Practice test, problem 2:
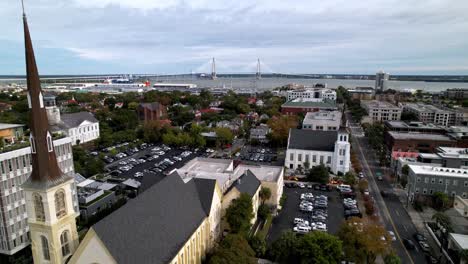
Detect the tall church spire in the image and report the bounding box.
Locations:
[22,4,69,187]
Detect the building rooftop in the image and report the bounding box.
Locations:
[418,153,442,160]
[386,121,445,130]
[303,110,342,122]
[404,102,451,113]
[92,173,215,264]
[175,158,283,192]
[288,128,338,152]
[230,170,261,196]
[0,123,24,130]
[437,147,468,159]
[282,98,337,108]
[361,100,400,109]
[449,233,468,250]
[235,164,283,182]
[388,131,454,141]
[409,165,468,178]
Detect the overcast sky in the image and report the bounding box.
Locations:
[1,0,468,75]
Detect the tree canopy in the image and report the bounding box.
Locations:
[268,231,342,264]
[226,193,254,234]
[307,164,330,184]
[207,234,256,264]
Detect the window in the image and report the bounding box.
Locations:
[327,156,331,164]
[298,154,302,162]
[340,160,344,165]
[41,236,50,260]
[55,189,67,219]
[439,179,443,184]
[417,177,421,183]
[431,178,435,184]
[46,132,53,152]
[424,177,429,183]
[423,188,427,194]
[453,180,458,186]
[30,134,36,153]
[312,155,316,163]
[33,193,45,222]
[60,231,70,257]
[305,154,309,163]
[289,153,294,161]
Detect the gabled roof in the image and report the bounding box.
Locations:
[92,174,214,264]
[288,129,337,152]
[61,112,98,128]
[194,178,217,215]
[231,170,261,196]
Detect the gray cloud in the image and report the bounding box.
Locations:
[2,0,468,74]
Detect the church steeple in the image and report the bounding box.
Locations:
[21,4,79,264]
[22,5,70,187]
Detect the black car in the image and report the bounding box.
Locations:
[403,238,415,250]
[320,184,332,192]
[413,232,427,242]
[425,254,438,264]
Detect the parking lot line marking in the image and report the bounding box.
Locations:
[355,137,415,264]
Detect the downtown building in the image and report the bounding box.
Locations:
[375,71,389,92]
[403,102,464,127]
[302,110,343,131]
[0,137,76,255]
[286,88,337,101]
[285,128,351,174]
[360,100,402,123]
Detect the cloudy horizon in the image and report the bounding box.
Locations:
[1,0,468,75]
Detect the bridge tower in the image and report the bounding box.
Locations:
[211,57,217,80]
[256,58,261,80]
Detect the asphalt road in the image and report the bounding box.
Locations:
[348,112,428,264]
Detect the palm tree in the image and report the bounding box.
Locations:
[259,187,272,205]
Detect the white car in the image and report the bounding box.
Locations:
[293,226,311,234]
[134,172,143,178]
[294,218,309,226]
[298,183,306,188]
[388,231,396,241]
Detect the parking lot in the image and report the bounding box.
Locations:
[267,183,346,243]
[237,146,284,166]
[101,144,204,192]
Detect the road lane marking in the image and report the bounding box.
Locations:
[404,225,408,232]
[354,137,415,264]
[396,210,400,216]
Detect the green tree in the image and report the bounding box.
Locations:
[267,115,298,147]
[128,101,139,110]
[226,193,254,234]
[208,234,256,264]
[432,211,452,232]
[307,164,329,184]
[257,204,270,221]
[268,231,342,264]
[303,161,310,170]
[249,236,267,257]
[259,187,272,204]
[384,253,402,264]
[343,172,357,185]
[433,192,449,211]
[459,249,468,264]
[215,127,234,147]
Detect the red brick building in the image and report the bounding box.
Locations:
[137,102,168,123]
[385,131,457,153]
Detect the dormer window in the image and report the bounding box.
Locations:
[30,133,36,153]
[46,132,53,152]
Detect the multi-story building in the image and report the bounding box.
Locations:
[0,136,76,256]
[407,165,468,200]
[385,131,457,153]
[0,124,25,144]
[281,98,338,115]
[403,103,463,127]
[375,71,389,91]
[302,110,342,131]
[285,128,351,174]
[385,121,446,134]
[250,124,271,143]
[361,100,402,123]
[46,95,100,145]
[286,89,336,101]
[347,87,375,100]
[442,88,468,100]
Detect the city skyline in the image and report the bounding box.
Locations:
[1,0,468,75]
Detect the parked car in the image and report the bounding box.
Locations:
[293,225,311,234]
[134,172,143,178]
[418,241,431,253]
[403,238,415,250]
[413,232,427,242]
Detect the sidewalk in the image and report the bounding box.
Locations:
[393,187,435,232]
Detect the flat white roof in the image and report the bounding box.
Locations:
[450,233,468,250]
[361,100,400,109]
[409,164,468,178]
[234,164,283,182]
[77,179,95,188]
[388,131,453,141]
[303,111,342,122]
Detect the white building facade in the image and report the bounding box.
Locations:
[361,100,402,123]
[0,137,77,255]
[286,89,337,101]
[285,129,351,174]
[302,111,342,131]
